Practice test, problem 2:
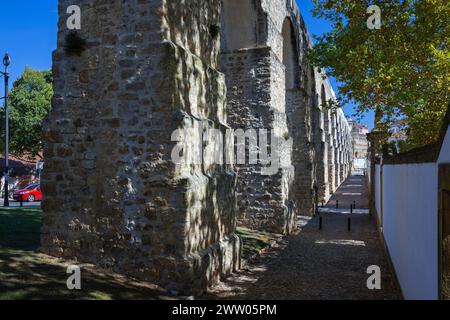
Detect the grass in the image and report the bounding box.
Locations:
[236,227,281,261]
[0,208,172,300]
[0,208,42,250]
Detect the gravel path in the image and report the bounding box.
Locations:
[203,176,401,300]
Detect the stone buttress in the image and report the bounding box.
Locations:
[41,0,241,295]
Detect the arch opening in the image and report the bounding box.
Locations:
[282,17,316,215]
[282,18,300,89]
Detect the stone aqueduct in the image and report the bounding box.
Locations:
[41,0,353,295]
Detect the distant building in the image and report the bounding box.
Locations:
[348,120,369,158]
[348,119,369,174]
[388,120,408,151]
[382,119,409,154]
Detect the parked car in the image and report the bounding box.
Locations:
[13,183,42,202]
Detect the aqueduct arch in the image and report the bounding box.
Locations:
[41,0,354,295]
[220,1,298,234]
[315,83,329,202]
[281,16,317,217]
[282,18,300,90]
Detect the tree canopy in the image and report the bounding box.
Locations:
[1,67,53,159]
[309,0,450,149]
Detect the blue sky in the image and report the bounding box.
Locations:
[0,0,373,128]
[0,1,57,88]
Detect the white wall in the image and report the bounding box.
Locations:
[382,163,438,300]
[438,124,450,163]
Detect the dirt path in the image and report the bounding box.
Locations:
[203,176,401,300]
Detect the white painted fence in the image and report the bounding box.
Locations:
[374,121,449,300]
[381,163,438,299]
[375,164,381,223]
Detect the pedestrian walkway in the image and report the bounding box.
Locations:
[325,175,369,209]
[203,176,401,300]
[319,175,369,215]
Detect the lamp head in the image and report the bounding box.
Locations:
[3,53,11,67]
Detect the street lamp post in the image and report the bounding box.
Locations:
[1,53,11,207]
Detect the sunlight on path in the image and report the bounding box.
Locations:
[203,176,401,300]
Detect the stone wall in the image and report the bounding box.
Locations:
[220,0,298,233]
[42,0,354,295]
[220,47,295,234]
[41,0,241,296]
[219,0,327,227]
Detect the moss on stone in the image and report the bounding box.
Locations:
[209,25,221,40]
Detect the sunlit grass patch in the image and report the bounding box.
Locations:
[236,227,281,261]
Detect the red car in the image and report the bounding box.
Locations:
[13,183,42,202]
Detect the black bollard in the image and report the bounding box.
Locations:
[350,204,353,214]
[348,217,351,231]
[336,200,339,209]
[321,200,324,208]
[319,217,323,230]
[20,198,23,207]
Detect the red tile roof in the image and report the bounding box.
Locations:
[0,154,39,168]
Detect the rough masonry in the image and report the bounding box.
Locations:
[41,0,353,295]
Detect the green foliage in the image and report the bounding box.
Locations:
[309,0,450,149]
[1,67,53,159]
[209,24,221,40]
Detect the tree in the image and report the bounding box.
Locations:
[0,67,53,159]
[309,0,450,150]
